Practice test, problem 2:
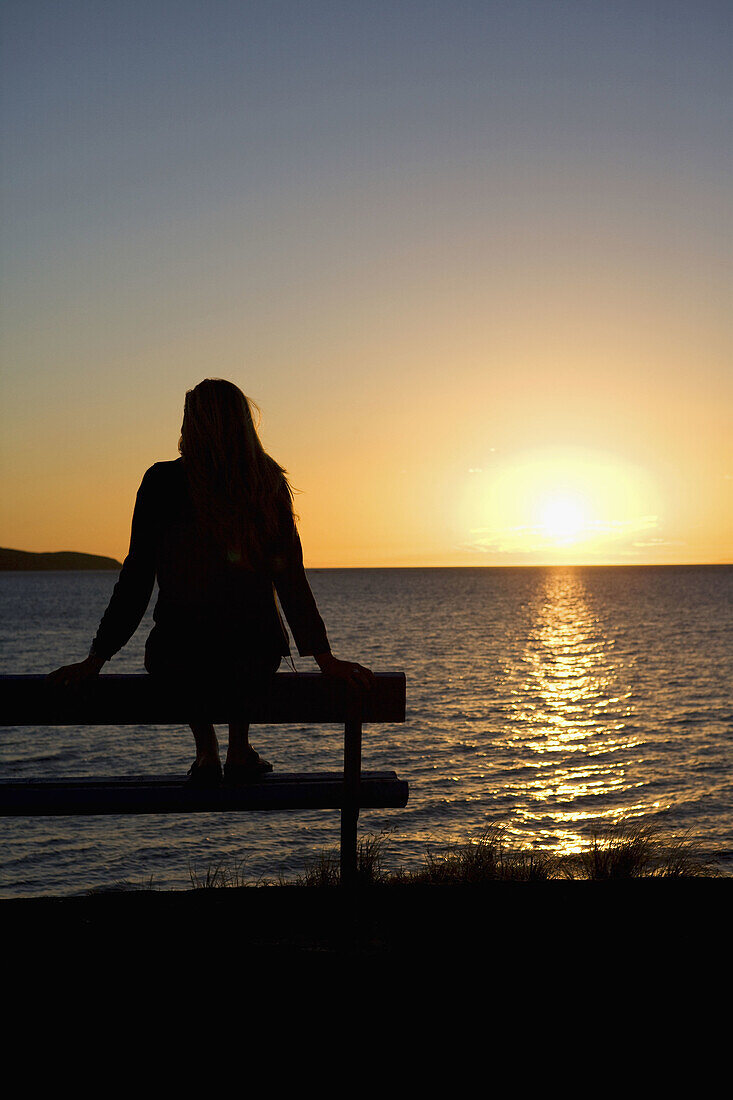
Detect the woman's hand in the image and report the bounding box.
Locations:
[46,654,105,689]
[315,652,375,691]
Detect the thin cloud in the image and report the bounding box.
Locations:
[463,515,660,555]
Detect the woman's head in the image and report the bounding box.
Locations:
[179,378,293,565]
[179,378,258,463]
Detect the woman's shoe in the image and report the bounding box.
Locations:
[186,760,223,787]
[224,752,273,785]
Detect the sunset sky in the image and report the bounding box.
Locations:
[1,1,730,567]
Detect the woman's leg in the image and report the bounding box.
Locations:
[226,720,253,767]
[146,631,224,773]
[190,721,220,766]
[225,653,280,767]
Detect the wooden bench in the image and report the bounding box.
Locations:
[0,672,408,885]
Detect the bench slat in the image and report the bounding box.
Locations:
[0,771,409,815]
[0,672,406,725]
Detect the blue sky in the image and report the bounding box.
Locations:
[1,1,731,564]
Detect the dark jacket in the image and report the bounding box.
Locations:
[89,459,330,662]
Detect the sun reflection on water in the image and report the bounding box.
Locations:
[500,568,664,855]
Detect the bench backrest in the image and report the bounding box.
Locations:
[0,672,406,725]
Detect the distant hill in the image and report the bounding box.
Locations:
[0,547,122,571]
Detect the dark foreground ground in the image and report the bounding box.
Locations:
[4,881,728,1051]
[2,879,731,975]
[3,882,732,1040]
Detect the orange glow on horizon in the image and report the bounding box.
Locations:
[3,438,729,568]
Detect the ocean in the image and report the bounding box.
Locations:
[0,565,731,897]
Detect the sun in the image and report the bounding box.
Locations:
[539,494,588,544]
[458,446,661,561]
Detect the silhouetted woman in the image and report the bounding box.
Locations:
[48,378,374,785]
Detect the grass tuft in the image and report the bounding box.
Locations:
[557,822,718,880]
[396,826,558,884]
[188,856,274,890]
[295,831,394,887]
[190,821,720,889]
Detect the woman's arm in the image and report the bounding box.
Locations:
[271,524,331,658]
[314,650,375,690]
[272,497,374,689]
[47,467,158,685]
[46,651,106,688]
[89,467,158,660]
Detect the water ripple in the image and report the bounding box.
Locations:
[1,565,731,893]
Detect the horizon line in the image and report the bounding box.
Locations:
[2,546,730,570]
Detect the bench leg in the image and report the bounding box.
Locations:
[340,805,359,886]
[340,717,362,886]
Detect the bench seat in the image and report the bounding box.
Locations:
[0,671,408,883]
[0,770,408,815]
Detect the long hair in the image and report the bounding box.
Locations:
[178,378,294,568]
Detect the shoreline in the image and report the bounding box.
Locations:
[3,878,730,963]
